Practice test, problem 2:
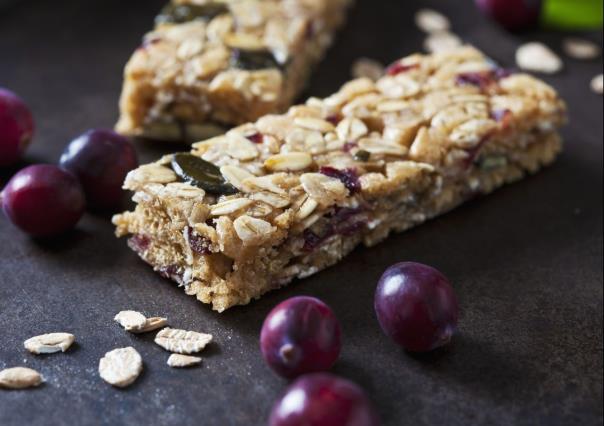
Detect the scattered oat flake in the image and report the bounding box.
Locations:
[351,58,384,81]
[98,347,143,388]
[562,37,601,60]
[0,367,42,389]
[415,9,450,33]
[155,328,213,354]
[516,42,562,74]
[424,32,462,53]
[591,74,603,94]
[167,354,202,368]
[24,332,75,354]
[137,317,168,333]
[114,310,147,332]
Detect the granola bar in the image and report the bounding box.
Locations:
[115,0,351,142]
[113,46,567,312]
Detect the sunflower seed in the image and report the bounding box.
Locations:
[155,328,213,354]
[0,367,43,389]
[99,347,143,388]
[167,354,203,368]
[24,333,75,354]
[516,42,562,74]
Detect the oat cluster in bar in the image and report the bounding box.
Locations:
[113,47,567,312]
[116,0,351,141]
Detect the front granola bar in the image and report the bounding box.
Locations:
[116,0,351,142]
[113,46,567,312]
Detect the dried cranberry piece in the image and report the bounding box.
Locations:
[336,220,366,236]
[385,62,419,76]
[342,142,357,152]
[491,108,513,128]
[158,264,181,281]
[246,132,264,144]
[456,68,514,91]
[302,229,325,252]
[128,234,151,254]
[187,227,212,254]
[325,113,343,126]
[319,166,361,194]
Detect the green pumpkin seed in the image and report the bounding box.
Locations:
[156,2,229,25]
[353,149,371,162]
[171,153,238,195]
[230,48,282,71]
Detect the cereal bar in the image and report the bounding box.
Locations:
[116,0,351,142]
[113,46,567,311]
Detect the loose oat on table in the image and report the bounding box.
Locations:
[516,42,562,74]
[351,58,385,82]
[155,328,213,354]
[116,0,352,141]
[415,9,450,33]
[167,353,202,368]
[0,367,43,389]
[562,37,601,60]
[591,74,603,95]
[98,347,143,388]
[113,46,567,312]
[114,310,147,332]
[424,31,462,54]
[24,332,75,354]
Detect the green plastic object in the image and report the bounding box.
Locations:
[542,0,603,29]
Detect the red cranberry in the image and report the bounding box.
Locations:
[269,373,380,426]
[59,129,138,211]
[260,296,342,378]
[319,167,361,194]
[475,0,542,31]
[246,132,264,144]
[0,88,34,167]
[1,165,85,237]
[374,262,458,352]
[384,62,419,76]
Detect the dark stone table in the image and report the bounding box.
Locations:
[0,1,602,425]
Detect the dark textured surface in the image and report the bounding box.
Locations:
[0,1,602,425]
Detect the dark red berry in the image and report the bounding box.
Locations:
[59,129,138,211]
[0,88,34,167]
[385,62,419,76]
[269,373,380,426]
[374,262,458,352]
[319,166,361,194]
[475,0,542,31]
[1,165,85,237]
[260,296,342,378]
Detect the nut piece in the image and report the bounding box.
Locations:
[591,74,603,95]
[24,333,75,354]
[167,354,202,368]
[516,42,562,74]
[415,8,450,33]
[114,310,147,332]
[155,328,213,354]
[562,37,601,60]
[99,347,143,388]
[0,367,43,389]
